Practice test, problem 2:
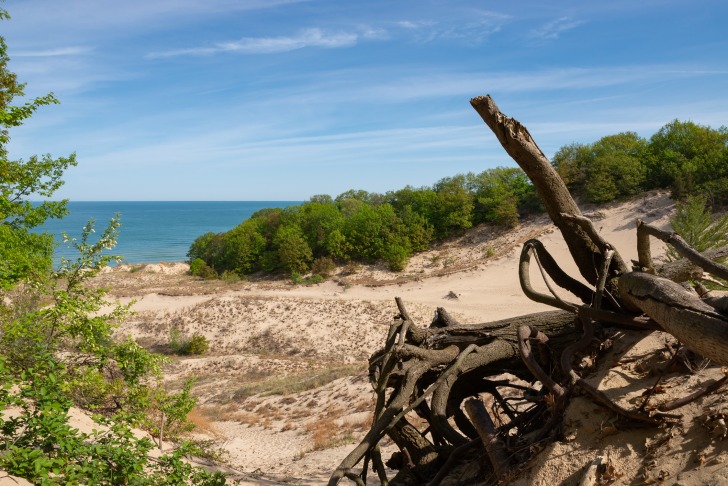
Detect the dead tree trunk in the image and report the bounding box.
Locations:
[470,95,628,294]
[329,95,728,486]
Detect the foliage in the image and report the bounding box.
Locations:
[188,117,726,279]
[553,132,647,203]
[311,256,336,277]
[647,120,728,203]
[467,167,538,227]
[432,175,474,237]
[0,10,224,483]
[0,16,76,289]
[384,244,409,272]
[667,195,728,262]
[274,224,313,274]
[189,257,216,279]
[169,329,209,356]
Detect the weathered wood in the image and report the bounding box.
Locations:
[464,398,509,480]
[657,246,728,282]
[619,272,728,365]
[470,95,628,289]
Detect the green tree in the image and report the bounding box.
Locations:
[0,8,76,289]
[667,195,728,262]
[298,200,345,257]
[432,175,474,237]
[467,167,536,227]
[647,119,728,202]
[221,220,266,275]
[0,10,225,483]
[553,132,647,203]
[274,224,313,274]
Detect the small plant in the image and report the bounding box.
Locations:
[291,271,303,284]
[186,334,210,355]
[384,244,409,272]
[667,195,728,261]
[443,256,458,268]
[220,270,241,283]
[484,246,495,258]
[189,258,216,279]
[168,329,209,355]
[305,274,326,284]
[311,256,336,277]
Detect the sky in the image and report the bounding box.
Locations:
[4,0,728,201]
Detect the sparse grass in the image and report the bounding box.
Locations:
[232,364,362,400]
[305,409,360,451]
[443,256,458,268]
[186,406,219,436]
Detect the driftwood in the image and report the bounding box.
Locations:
[329,95,728,485]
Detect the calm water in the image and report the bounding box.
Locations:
[36,201,301,265]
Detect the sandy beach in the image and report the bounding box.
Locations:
[53,190,728,485]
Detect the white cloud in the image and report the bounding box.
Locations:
[13,46,93,57]
[404,10,511,43]
[396,20,434,30]
[530,16,585,40]
[147,28,362,58]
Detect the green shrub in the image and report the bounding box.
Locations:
[667,195,728,262]
[311,256,336,277]
[220,270,241,283]
[384,244,409,272]
[169,329,209,355]
[305,274,326,284]
[186,334,210,355]
[189,258,210,276]
[275,225,312,274]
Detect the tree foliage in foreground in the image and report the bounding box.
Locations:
[0,9,225,484]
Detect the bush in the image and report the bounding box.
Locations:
[384,244,409,272]
[189,258,216,279]
[185,334,210,355]
[220,270,242,283]
[275,225,313,274]
[667,195,728,262]
[305,274,326,284]
[311,256,336,277]
[168,330,209,355]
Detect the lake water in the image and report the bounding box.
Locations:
[36,201,301,264]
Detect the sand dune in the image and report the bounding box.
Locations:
[81,190,728,485]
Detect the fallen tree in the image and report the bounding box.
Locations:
[329,95,728,485]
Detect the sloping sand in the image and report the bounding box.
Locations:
[81,190,728,485]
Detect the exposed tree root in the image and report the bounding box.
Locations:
[329,95,728,484]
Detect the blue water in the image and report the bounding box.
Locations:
[36,201,301,265]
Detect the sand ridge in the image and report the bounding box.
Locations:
[77,190,728,485]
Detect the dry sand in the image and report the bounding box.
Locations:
[14,190,728,486]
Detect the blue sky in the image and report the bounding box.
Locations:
[4,0,728,201]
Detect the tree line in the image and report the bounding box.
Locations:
[187,167,540,276]
[189,120,728,278]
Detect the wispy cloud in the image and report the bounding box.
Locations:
[148,28,362,58]
[396,20,435,30]
[530,16,585,40]
[13,46,93,57]
[401,10,512,43]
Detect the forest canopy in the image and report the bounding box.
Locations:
[189,119,728,279]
